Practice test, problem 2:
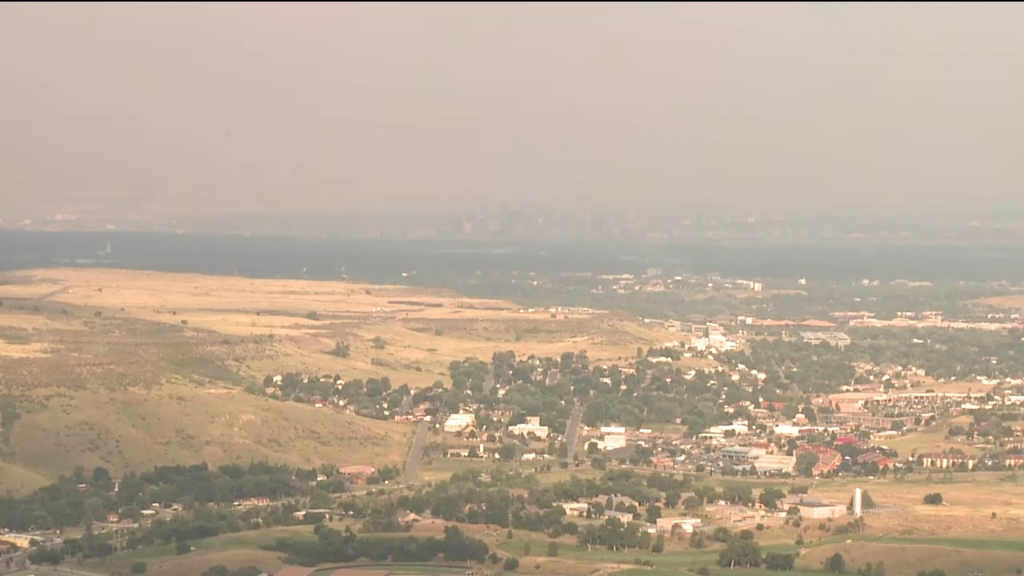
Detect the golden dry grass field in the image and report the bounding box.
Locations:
[0,268,686,495]
[797,540,1024,575]
[975,294,1024,309]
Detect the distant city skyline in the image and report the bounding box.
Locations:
[3,4,1024,222]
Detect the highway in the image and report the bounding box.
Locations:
[400,420,430,485]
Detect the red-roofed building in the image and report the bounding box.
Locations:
[800,319,838,328]
[796,445,843,476]
[338,465,376,477]
[857,452,895,470]
[834,436,858,445]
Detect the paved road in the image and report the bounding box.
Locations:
[564,399,584,462]
[400,420,430,485]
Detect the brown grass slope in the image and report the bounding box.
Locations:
[0,268,689,495]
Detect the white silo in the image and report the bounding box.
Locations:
[853,487,863,518]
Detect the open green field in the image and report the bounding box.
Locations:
[82,523,329,575]
[880,414,980,457]
[59,515,1024,576]
[309,564,469,576]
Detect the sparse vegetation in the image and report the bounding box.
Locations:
[331,340,351,358]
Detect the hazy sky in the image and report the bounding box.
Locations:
[2,3,1022,219]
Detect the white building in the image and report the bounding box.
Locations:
[509,416,550,439]
[708,422,749,436]
[443,412,476,433]
[656,517,702,534]
[601,434,627,451]
[557,502,591,517]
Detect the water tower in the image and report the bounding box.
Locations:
[853,487,863,518]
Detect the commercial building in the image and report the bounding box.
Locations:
[508,416,550,439]
[785,496,847,519]
[799,331,851,349]
[655,517,702,534]
[443,412,476,433]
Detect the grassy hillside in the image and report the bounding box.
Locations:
[0,268,690,495]
[4,383,411,492]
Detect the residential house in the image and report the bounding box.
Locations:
[594,494,637,510]
[600,509,635,522]
[919,451,977,470]
[338,465,376,477]
[705,504,760,526]
[557,502,591,517]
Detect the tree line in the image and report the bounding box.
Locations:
[265,524,491,567]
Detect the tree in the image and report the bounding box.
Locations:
[82,496,105,525]
[758,487,786,510]
[651,534,665,554]
[372,336,387,349]
[175,541,192,555]
[506,529,514,540]
[645,505,662,523]
[923,493,944,505]
[796,452,820,477]
[766,552,796,571]
[664,490,681,508]
[503,557,520,571]
[306,311,320,321]
[309,489,333,510]
[91,466,112,486]
[332,341,351,358]
[547,541,559,557]
[27,548,62,566]
[522,541,531,557]
[825,552,846,573]
[130,561,148,574]
[717,538,763,568]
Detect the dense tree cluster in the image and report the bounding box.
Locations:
[266,525,490,567]
[723,328,1024,395]
[576,517,653,551]
[0,461,342,532]
[249,372,412,419]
